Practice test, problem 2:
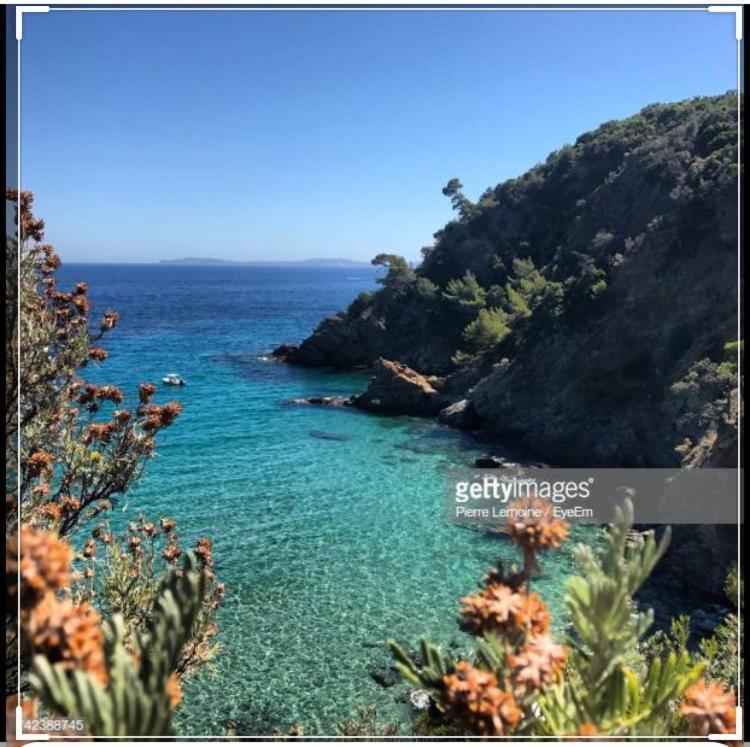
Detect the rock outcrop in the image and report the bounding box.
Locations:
[276,94,739,470]
[353,359,445,416]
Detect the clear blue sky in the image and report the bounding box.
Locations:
[22,9,736,263]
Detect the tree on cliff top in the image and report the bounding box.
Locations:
[442,178,476,222]
[372,253,416,289]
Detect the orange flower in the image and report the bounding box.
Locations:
[7,527,72,610]
[60,495,82,514]
[32,483,50,498]
[139,382,156,403]
[27,451,55,478]
[508,634,568,693]
[143,414,162,431]
[160,402,182,426]
[460,583,550,638]
[166,672,182,709]
[87,422,114,444]
[142,402,182,430]
[88,347,108,362]
[443,661,520,736]
[39,502,62,521]
[71,294,89,315]
[681,679,736,735]
[49,290,72,306]
[101,309,119,331]
[195,537,213,567]
[507,497,568,553]
[578,722,598,736]
[27,597,107,684]
[97,385,124,404]
[163,545,181,563]
[160,517,176,533]
[6,188,45,241]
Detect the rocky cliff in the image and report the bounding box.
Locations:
[277,93,741,471]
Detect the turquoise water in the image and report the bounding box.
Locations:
[58,263,584,736]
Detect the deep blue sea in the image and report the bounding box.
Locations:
[57,263,584,736]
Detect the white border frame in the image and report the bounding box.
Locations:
[13,2,744,741]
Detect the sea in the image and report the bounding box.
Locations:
[55,263,600,735]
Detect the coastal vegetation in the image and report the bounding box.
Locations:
[279,92,740,469]
[6,190,222,737]
[276,91,741,607]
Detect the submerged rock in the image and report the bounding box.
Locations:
[289,395,354,408]
[353,359,445,416]
[309,430,350,442]
[369,666,400,688]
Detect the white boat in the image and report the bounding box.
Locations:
[162,373,186,386]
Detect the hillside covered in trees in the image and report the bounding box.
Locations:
[278,92,740,472]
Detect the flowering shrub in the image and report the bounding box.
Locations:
[6,190,223,732]
[6,524,214,736]
[6,189,182,537]
[389,499,737,737]
[74,513,224,677]
[11,525,210,735]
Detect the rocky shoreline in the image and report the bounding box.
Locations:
[271,94,740,607]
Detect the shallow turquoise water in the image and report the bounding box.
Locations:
[58,263,584,736]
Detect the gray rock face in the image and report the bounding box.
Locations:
[438,399,479,430]
[474,455,507,468]
[283,288,460,373]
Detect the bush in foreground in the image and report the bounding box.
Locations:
[389,499,737,737]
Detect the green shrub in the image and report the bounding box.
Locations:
[461,308,511,353]
[29,554,209,736]
[372,253,416,289]
[442,271,486,310]
[414,277,438,300]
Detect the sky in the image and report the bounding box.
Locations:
[21,9,737,264]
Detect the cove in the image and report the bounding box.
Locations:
[57,262,588,736]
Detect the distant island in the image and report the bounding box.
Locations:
[160,257,371,268]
